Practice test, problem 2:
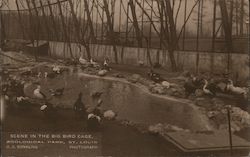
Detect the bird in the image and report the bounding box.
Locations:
[202,79,214,95]
[103,110,116,120]
[79,55,88,65]
[44,72,57,79]
[49,87,64,96]
[147,69,164,83]
[37,72,42,78]
[90,58,99,68]
[225,79,247,99]
[73,92,86,116]
[33,85,47,100]
[40,102,57,116]
[87,113,101,130]
[52,66,60,74]
[16,96,33,108]
[183,75,203,97]
[138,60,144,66]
[91,91,103,98]
[92,103,102,117]
[153,62,162,69]
[103,58,111,71]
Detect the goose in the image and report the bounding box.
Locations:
[79,55,88,65]
[33,85,46,100]
[226,79,247,99]
[73,92,86,116]
[49,87,64,96]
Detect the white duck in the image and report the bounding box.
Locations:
[79,55,88,64]
[52,65,60,74]
[226,79,247,99]
[33,85,46,99]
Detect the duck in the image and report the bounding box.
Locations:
[87,113,101,130]
[49,87,64,96]
[79,55,88,65]
[73,92,86,116]
[52,65,60,74]
[40,102,57,116]
[91,91,103,98]
[44,72,57,79]
[148,69,164,83]
[103,58,111,71]
[184,75,203,97]
[33,85,47,100]
[153,62,162,69]
[138,60,144,66]
[225,79,247,99]
[90,58,99,68]
[16,96,33,108]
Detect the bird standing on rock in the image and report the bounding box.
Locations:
[33,85,46,100]
[225,79,247,99]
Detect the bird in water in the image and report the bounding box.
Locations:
[33,85,47,100]
[16,96,33,108]
[148,69,164,83]
[49,87,64,96]
[73,92,86,116]
[40,102,57,117]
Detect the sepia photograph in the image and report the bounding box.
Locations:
[0,0,249,156]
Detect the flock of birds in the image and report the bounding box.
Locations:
[147,69,248,100]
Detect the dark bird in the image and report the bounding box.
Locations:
[148,69,164,83]
[49,87,64,96]
[103,58,111,71]
[73,92,86,116]
[153,62,162,69]
[91,91,103,98]
[184,76,204,97]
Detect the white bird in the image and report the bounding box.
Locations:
[103,110,116,120]
[203,79,213,95]
[52,66,60,74]
[40,104,47,111]
[37,72,42,78]
[88,113,101,122]
[79,56,88,64]
[226,79,247,99]
[33,85,46,99]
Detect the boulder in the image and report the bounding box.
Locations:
[127,74,141,83]
[195,89,204,97]
[150,85,166,95]
[98,70,108,76]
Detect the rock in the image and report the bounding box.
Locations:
[161,81,170,88]
[113,73,124,78]
[195,98,211,109]
[127,74,141,83]
[195,89,204,97]
[150,85,166,95]
[148,123,163,134]
[98,70,108,76]
[207,111,220,119]
[103,110,116,120]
